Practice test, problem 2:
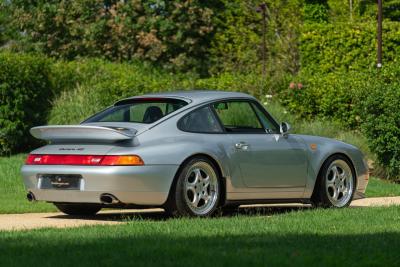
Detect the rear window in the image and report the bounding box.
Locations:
[84,98,188,124]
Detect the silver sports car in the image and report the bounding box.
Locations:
[22,91,369,217]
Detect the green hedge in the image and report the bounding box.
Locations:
[301,22,400,73]
[0,53,53,155]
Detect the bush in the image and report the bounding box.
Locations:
[303,1,329,23]
[360,83,400,180]
[0,53,53,155]
[277,71,368,129]
[300,22,400,73]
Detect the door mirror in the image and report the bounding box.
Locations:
[280,122,291,136]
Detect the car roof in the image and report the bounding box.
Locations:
[116,90,256,105]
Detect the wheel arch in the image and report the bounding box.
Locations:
[311,152,357,200]
[163,153,227,208]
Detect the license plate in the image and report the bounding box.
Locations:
[39,174,82,190]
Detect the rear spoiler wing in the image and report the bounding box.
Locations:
[30,125,136,142]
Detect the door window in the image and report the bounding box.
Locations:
[212,101,264,133]
[251,103,279,133]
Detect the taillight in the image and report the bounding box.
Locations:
[25,154,144,166]
[100,155,144,166]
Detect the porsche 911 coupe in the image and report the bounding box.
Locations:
[21,91,369,217]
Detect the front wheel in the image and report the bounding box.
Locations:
[312,155,356,208]
[166,157,221,217]
[54,203,102,216]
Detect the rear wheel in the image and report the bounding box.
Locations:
[166,157,221,217]
[312,155,356,208]
[54,203,102,216]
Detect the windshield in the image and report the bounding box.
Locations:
[83,98,188,124]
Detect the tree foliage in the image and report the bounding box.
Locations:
[300,22,400,73]
[210,0,303,77]
[10,0,221,75]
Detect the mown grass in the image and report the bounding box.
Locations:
[366,177,400,198]
[0,155,56,214]
[1,153,400,214]
[0,207,400,266]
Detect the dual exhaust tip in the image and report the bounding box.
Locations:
[27,192,36,202]
[26,192,120,205]
[100,193,119,204]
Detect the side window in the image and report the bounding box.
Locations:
[178,106,223,133]
[212,101,264,133]
[251,103,279,133]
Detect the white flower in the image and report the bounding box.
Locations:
[263,102,268,105]
[283,110,288,114]
[265,94,273,99]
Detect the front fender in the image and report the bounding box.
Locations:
[296,135,369,198]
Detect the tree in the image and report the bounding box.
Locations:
[210,0,302,76]
[10,0,222,75]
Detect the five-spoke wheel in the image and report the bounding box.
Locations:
[312,155,355,208]
[166,156,221,217]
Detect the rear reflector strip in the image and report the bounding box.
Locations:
[25,154,144,166]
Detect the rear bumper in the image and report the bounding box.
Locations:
[21,164,179,205]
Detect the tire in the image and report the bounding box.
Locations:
[54,203,102,216]
[165,156,221,217]
[312,155,356,208]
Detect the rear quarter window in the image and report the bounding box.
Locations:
[178,106,223,133]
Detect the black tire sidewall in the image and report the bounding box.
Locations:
[317,155,356,208]
[173,156,221,217]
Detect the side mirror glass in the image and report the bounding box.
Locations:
[280,122,291,136]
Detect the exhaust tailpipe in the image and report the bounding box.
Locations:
[100,194,119,204]
[27,192,36,202]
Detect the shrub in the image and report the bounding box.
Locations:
[277,70,368,129]
[360,83,400,180]
[300,22,400,73]
[192,73,268,96]
[303,1,329,23]
[0,53,53,155]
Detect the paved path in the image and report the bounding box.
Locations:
[1,197,399,231]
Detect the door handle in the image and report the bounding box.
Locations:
[235,142,249,150]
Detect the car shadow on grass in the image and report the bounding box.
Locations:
[47,206,311,222]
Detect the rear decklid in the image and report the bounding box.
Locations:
[30,125,136,142]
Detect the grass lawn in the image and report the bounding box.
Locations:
[0,207,400,266]
[0,154,399,214]
[365,177,400,197]
[0,154,56,214]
